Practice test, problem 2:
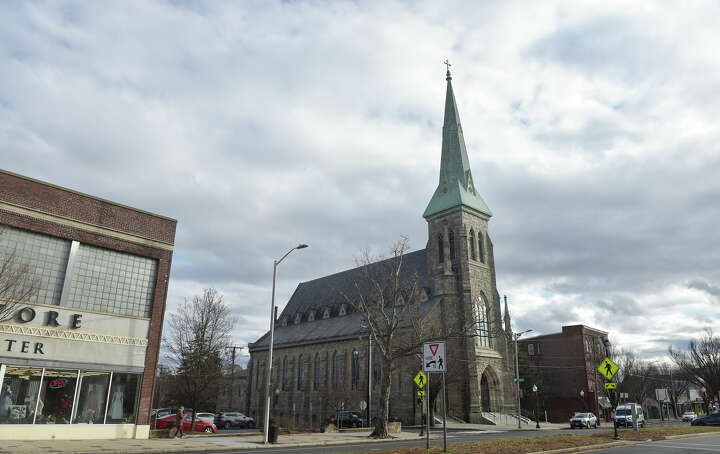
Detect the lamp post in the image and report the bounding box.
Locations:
[580,389,586,411]
[513,329,533,429]
[263,244,308,445]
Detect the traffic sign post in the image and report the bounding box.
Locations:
[422,342,447,452]
[605,382,617,390]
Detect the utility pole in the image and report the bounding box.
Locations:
[227,345,244,410]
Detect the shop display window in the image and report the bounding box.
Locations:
[73,371,110,424]
[106,373,141,424]
[0,366,43,424]
[35,369,78,424]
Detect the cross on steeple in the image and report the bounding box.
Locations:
[444,59,451,72]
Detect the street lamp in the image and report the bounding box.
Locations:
[580,389,586,411]
[532,384,540,429]
[263,244,309,445]
[513,328,533,429]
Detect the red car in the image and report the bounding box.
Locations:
[155,414,217,433]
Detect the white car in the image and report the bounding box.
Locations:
[682,411,697,422]
[570,412,598,429]
[195,412,216,423]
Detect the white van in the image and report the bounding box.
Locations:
[615,403,645,428]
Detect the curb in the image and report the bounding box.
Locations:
[664,431,720,440]
[527,441,633,454]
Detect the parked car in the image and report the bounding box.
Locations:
[570,412,598,429]
[691,412,720,426]
[682,411,698,422]
[336,411,365,428]
[614,403,645,428]
[182,414,217,433]
[214,411,256,429]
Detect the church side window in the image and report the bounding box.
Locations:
[474,294,491,348]
[478,233,485,263]
[469,229,476,260]
[314,353,321,390]
[282,356,289,390]
[449,229,455,261]
[351,350,360,390]
[332,351,340,388]
[297,354,304,390]
[438,234,444,263]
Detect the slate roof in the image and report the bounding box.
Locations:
[250,249,437,351]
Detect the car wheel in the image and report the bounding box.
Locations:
[224,422,231,429]
[204,426,213,433]
[249,422,255,429]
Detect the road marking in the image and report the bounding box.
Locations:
[649,442,720,452]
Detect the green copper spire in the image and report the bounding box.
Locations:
[423,68,492,219]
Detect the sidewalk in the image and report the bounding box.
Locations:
[0,430,423,454]
[443,421,569,431]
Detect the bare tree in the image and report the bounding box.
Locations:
[340,236,423,438]
[163,288,236,430]
[669,328,720,412]
[0,228,40,321]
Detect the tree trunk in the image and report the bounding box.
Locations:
[371,358,393,438]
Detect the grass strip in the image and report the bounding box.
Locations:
[370,426,720,454]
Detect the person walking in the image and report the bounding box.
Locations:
[174,406,184,438]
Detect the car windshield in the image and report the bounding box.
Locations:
[574,413,589,418]
[616,409,630,415]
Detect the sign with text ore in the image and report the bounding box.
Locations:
[423,341,446,372]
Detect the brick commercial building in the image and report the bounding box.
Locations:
[0,169,176,440]
[247,70,517,429]
[518,325,611,423]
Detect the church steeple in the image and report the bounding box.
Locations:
[423,67,492,219]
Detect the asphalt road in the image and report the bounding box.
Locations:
[207,421,692,454]
[593,434,720,453]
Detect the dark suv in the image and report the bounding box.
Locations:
[336,411,365,428]
[214,412,255,429]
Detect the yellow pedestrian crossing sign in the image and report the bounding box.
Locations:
[604,382,617,389]
[414,371,427,389]
[598,357,619,380]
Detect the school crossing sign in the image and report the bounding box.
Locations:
[423,341,446,372]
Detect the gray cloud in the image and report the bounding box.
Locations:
[1,1,719,360]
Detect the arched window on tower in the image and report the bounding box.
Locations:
[297,354,304,390]
[474,294,491,348]
[449,230,455,261]
[313,352,321,390]
[351,349,360,390]
[438,234,444,263]
[478,232,485,263]
[332,351,340,388]
[282,355,289,390]
[469,229,476,260]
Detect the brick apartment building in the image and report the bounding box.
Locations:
[518,325,611,423]
[0,169,176,440]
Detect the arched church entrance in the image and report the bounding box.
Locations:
[481,372,491,411]
[479,366,500,412]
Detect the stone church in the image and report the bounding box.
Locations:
[247,69,516,428]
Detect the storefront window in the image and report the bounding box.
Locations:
[106,373,140,424]
[35,369,78,424]
[73,371,110,424]
[0,366,43,424]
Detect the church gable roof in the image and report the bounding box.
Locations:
[250,248,436,351]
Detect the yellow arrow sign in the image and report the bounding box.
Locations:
[414,371,427,389]
[598,357,619,380]
[604,382,617,389]
[417,390,425,397]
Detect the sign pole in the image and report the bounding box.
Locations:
[442,371,447,453]
[426,372,430,450]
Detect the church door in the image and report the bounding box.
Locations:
[481,372,491,412]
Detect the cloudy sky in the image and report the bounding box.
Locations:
[2,1,719,362]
